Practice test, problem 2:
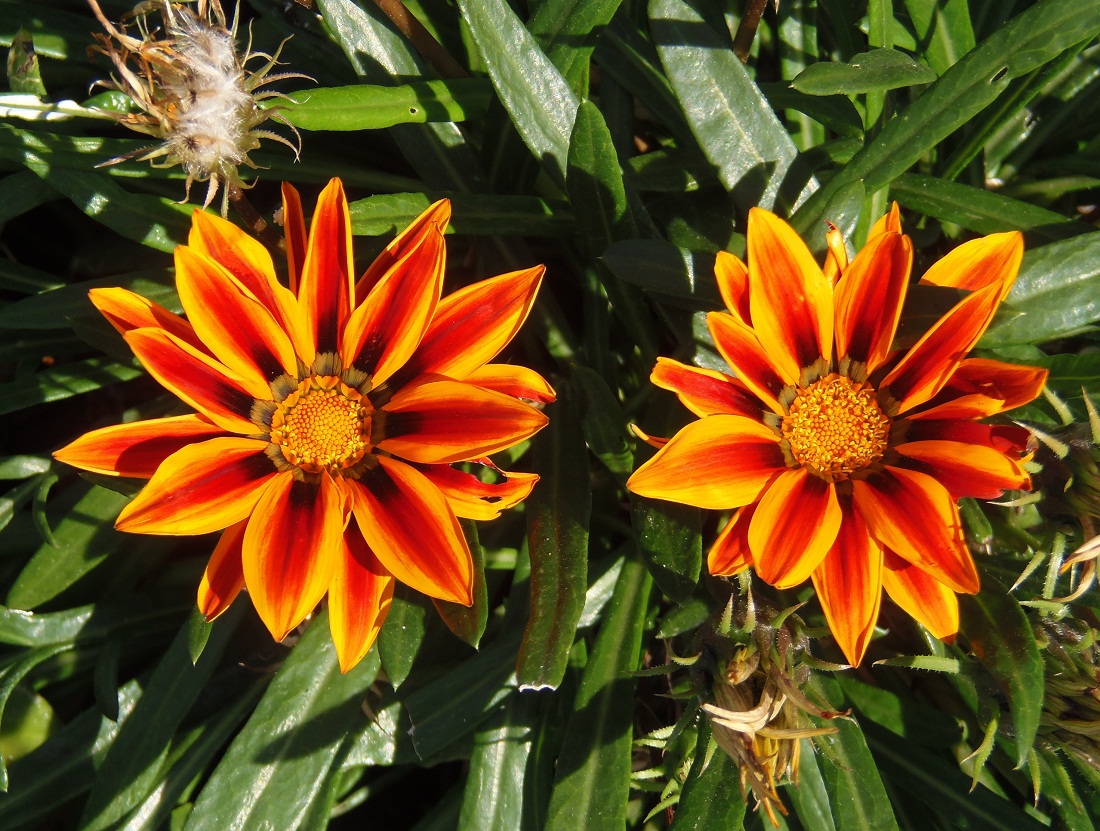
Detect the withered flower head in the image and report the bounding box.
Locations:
[87,0,306,214]
[1036,614,1100,772]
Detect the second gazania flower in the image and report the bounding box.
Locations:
[628,206,1047,666]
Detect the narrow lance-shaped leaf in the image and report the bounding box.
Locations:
[669,721,747,830]
[791,48,937,95]
[433,519,489,648]
[280,79,493,131]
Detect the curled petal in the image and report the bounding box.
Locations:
[911,358,1048,420]
[811,500,883,666]
[749,469,841,589]
[116,438,277,535]
[243,474,342,641]
[299,179,354,354]
[853,467,978,595]
[329,529,395,673]
[903,420,1032,455]
[881,550,959,640]
[377,377,548,464]
[868,202,902,239]
[834,231,912,371]
[89,287,203,352]
[348,457,474,604]
[894,440,1030,499]
[919,231,1022,300]
[651,357,763,419]
[707,311,789,412]
[714,251,750,324]
[355,199,452,302]
[197,520,246,621]
[626,415,785,510]
[281,183,307,293]
[54,414,225,478]
[746,208,833,379]
[420,463,539,520]
[708,504,756,576]
[125,328,257,435]
[463,364,556,404]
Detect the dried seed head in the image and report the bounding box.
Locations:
[87,0,308,215]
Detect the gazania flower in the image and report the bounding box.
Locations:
[55,179,553,671]
[627,206,1047,666]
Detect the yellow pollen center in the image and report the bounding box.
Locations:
[270,376,371,475]
[781,375,890,481]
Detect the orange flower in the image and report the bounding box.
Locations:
[627,206,1047,666]
[55,179,553,671]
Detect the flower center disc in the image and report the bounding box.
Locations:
[270,376,371,475]
[781,375,890,481]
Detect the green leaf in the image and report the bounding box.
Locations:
[78,606,242,831]
[669,723,746,830]
[0,358,143,417]
[455,0,579,188]
[757,82,865,139]
[0,269,178,331]
[348,193,573,238]
[792,48,937,95]
[901,0,975,75]
[0,456,50,480]
[567,101,637,258]
[630,497,701,604]
[796,0,1100,227]
[958,580,1044,767]
[0,644,70,790]
[0,597,189,648]
[982,230,1100,345]
[601,241,722,307]
[0,170,56,226]
[544,552,652,831]
[377,584,429,689]
[785,746,837,831]
[186,612,212,666]
[281,79,492,130]
[650,0,817,211]
[433,520,489,648]
[517,390,591,691]
[185,610,380,831]
[0,683,55,764]
[572,367,633,486]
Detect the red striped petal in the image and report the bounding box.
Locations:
[348,457,473,604]
[853,467,978,594]
[89,287,203,352]
[929,358,1047,414]
[340,222,443,385]
[125,328,257,434]
[746,208,833,379]
[377,377,549,464]
[355,199,452,301]
[197,519,246,621]
[242,473,342,641]
[175,246,298,396]
[626,415,785,510]
[811,499,883,666]
[708,504,755,576]
[893,440,1030,499]
[902,420,1032,455]
[651,357,763,419]
[749,469,841,589]
[299,179,354,354]
[54,414,225,478]
[188,210,275,306]
[715,251,750,324]
[115,438,276,535]
[464,364,556,403]
[329,528,395,673]
[834,231,911,371]
[707,311,789,413]
[398,265,545,384]
[419,463,539,520]
[281,183,307,294]
[881,549,959,640]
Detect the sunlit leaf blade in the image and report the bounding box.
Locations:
[0,644,69,790]
[958,581,1044,768]
[567,101,637,258]
[631,496,701,603]
[281,80,492,131]
[349,193,573,238]
[184,611,380,831]
[434,520,489,648]
[792,48,937,95]
[650,0,817,211]
[517,390,591,691]
[785,746,838,831]
[901,0,976,75]
[377,585,428,690]
[669,722,746,830]
[544,553,652,831]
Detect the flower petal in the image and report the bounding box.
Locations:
[834,230,912,371]
[746,207,833,379]
[894,440,1030,499]
[852,467,978,594]
[188,210,277,307]
[905,393,1006,421]
[355,199,452,302]
[281,183,307,294]
[329,528,395,673]
[903,419,1032,455]
[175,246,298,395]
[707,311,789,412]
[125,328,257,434]
[242,473,342,641]
[299,179,354,354]
[715,251,750,324]
[340,223,443,385]
[54,414,225,478]
[626,415,785,510]
[419,463,539,520]
[197,519,246,621]
[749,469,841,588]
[348,457,474,604]
[868,202,902,239]
[376,377,549,464]
[89,287,203,351]
[115,437,276,535]
[919,231,1022,300]
[811,500,883,666]
[881,549,959,640]
[708,504,756,576]
[918,358,1048,417]
[398,265,545,383]
[651,357,763,419]
[463,364,556,403]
